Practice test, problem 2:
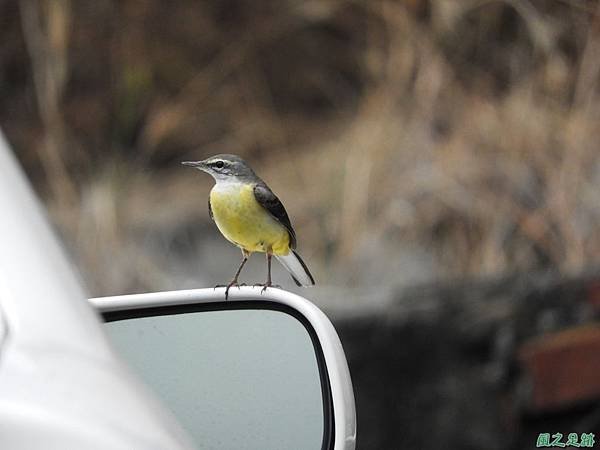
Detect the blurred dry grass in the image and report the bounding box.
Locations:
[1,0,599,295]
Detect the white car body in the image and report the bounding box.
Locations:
[0,131,194,449]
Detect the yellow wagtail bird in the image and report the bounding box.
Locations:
[182,154,315,299]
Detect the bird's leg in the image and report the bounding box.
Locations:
[222,249,249,300]
[260,251,279,293]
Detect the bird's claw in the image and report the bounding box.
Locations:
[215,280,243,300]
[218,281,280,299]
[255,282,281,294]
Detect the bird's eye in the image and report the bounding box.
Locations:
[214,161,224,169]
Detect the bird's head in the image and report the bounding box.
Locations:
[182,154,256,182]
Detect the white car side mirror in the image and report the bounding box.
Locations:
[91,287,357,450]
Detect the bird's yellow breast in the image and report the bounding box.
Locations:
[209,183,290,255]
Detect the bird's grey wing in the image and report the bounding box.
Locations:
[253,183,297,249]
[208,197,214,221]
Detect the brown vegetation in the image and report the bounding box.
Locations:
[1,0,599,294]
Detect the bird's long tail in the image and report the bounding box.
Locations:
[275,250,315,287]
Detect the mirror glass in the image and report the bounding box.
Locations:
[104,308,325,450]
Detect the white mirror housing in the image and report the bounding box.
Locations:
[91,287,357,450]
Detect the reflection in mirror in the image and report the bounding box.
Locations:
[104,308,325,450]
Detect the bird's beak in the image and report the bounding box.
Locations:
[181,160,207,170]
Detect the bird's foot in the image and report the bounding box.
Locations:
[254,282,281,294]
[217,283,246,288]
[215,280,243,300]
